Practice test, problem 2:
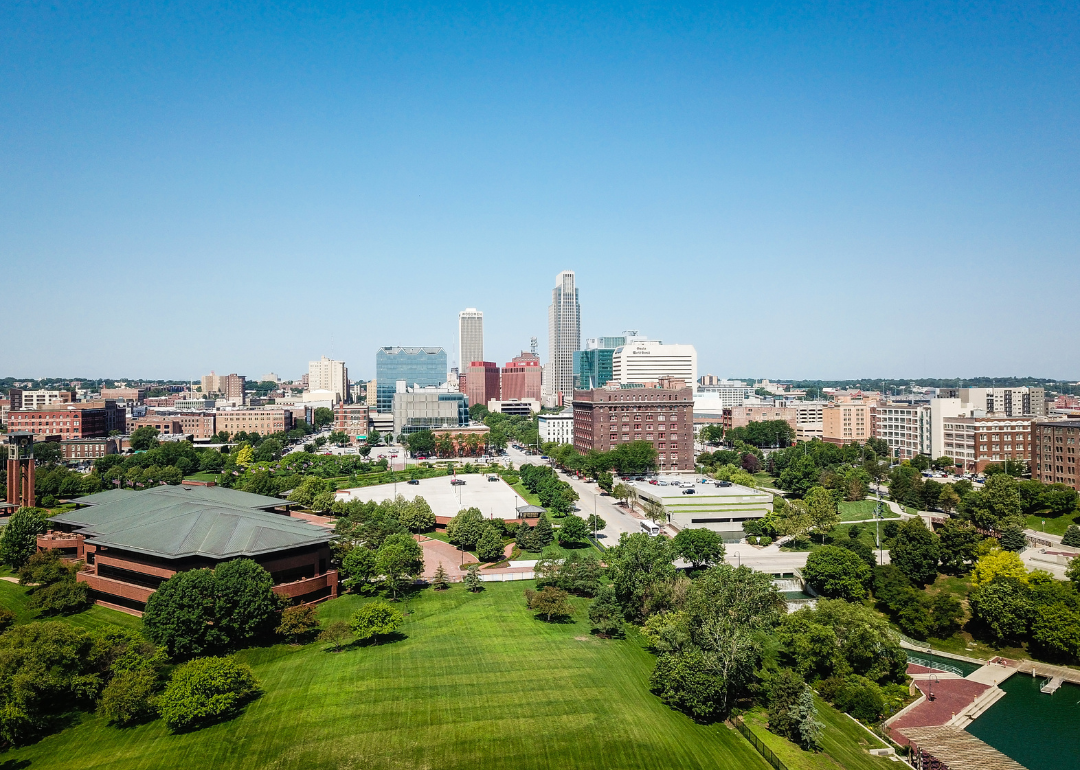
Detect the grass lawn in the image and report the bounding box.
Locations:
[782,523,888,554]
[1026,512,1079,537]
[743,699,892,770]
[4,581,775,770]
[0,579,143,632]
[753,472,778,489]
[838,500,899,522]
[183,471,222,482]
[510,481,542,506]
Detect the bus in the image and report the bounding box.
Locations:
[640,520,662,537]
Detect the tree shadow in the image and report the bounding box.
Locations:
[0,760,32,769]
[531,613,575,624]
[167,690,263,734]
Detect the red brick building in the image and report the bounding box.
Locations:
[940,415,1033,473]
[128,415,184,437]
[466,361,500,409]
[1031,419,1080,490]
[41,485,338,615]
[61,437,120,461]
[216,408,292,437]
[5,401,125,441]
[572,380,695,471]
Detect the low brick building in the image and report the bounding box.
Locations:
[61,437,120,461]
[41,485,338,614]
[216,408,293,437]
[572,380,695,471]
[5,401,125,441]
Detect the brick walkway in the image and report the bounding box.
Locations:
[415,535,477,581]
[889,678,991,746]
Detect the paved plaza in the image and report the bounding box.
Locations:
[335,475,526,520]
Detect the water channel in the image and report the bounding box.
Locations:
[966,674,1080,770]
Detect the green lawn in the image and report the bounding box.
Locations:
[1026,512,1079,537]
[510,481,542,506]
[743,698,892,770]
[183,472,222,482]
[838,500,899,522]
[4,582,774,770]
[753,473,778,489]
[0,579,143,632]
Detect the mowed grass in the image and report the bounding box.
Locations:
[743,698,892,770]
[1026,512,1079,537]
[838,500,899,522]
[4,582,772,770]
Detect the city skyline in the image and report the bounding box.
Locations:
[3,4,1078,379]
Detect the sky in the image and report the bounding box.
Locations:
[2,1,1078,382]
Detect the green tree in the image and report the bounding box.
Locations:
[318,620,353,651]
[525,585,573,621]
[375,533,424,598]
[98,667,159,726]
[532,515,555,550]
[1067,556,1080,590]
[596,471,614,494]
[157,656,259,732]
[130,426,160,451]
[802,546,872,601]
[340,546,378,592]
[350,599,404,644]
[928,592,965,638]
[213,559,280,645]
[1031,603,1080,662]
[606,532,676,622]
[313,407,334,429]
[889,518,940,586]
[938,485,961,514]
[968,577,1032,642]
[431,563,450,590]
[0,506,49,568]
[275,605,320,643]
[143,569,225,659]
[642,498,667,524]
[446,507,486,550]
[805,486,840,541]
[999,527,1027,552]
[779,456,821,497]
[649,648,725,720]
[672,528,725,569]
[464,563,484,592]
[476,525,506,562]
[1062,525,1080,548]
[588,585,624,637]
[405,429,436,456]
[558,514,590,546]
[937,519,980,574]
[775,498,813,543]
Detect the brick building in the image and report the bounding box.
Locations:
[8,389,74,410]
[941,415,1033,473]
[61,437,120,462]
[335,403,371,441]
[5,401,125,441]
[572,380,695,471]
[500,356,542,402]
[101,387,146,403]
[128,416,185,437]
[40,485,337,614]
[1030,419,1080,489]
[722,405,797,433]
[216,408,292,437]
[822,403,873,445]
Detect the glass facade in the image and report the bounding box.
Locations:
[375,347,447,412]
[574,348,616,390]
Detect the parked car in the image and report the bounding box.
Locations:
[487,475,499,482]
[682,488,696,495]
[407,479,420,485]
[451,479,466,486]
[716,481,732,487]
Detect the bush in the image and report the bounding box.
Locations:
[650,648,724,721]
[0,607,15,634]
[350,600,404,644]
[27,578,90,615]
[275,605,320,643]
[158,656,259,732]
[802,546,871,601]
[98,667,159,725]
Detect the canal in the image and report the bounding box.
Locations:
[967,673,1080,770]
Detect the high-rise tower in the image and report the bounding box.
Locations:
[547,271,580,402]
[458,308,484,369]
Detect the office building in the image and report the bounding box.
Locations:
[459,309,484,370]
[871,404,931,460]
[61,437,120,462]
[939,415,1034,473]
[572,380,695,470]
[723,405,797,435]
[487,399,541,416]
[822,403,872,445]
[612,340,697,388]
[308,357,348,403]
[375,347,447,413]
[539,411,574,445]
[547,270,580,402]
[8,389,75,410]
[334,403,371,442]
[1031,420,1080,490]
[216,408,293,437]
[938,387,1046,418]
[365,379,378,407]
[392,390,469,437]
[501,353,542,402]
[574,334,645,390]
[200,373,246,402]
[101,387,146,403]
[466,361,500,409]
[127,416,185,437]
[6,402,125,441]
[42,485,338,614]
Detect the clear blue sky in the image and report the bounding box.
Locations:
[3,1,1078,381]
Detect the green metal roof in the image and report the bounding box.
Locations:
[53,486,329,560]
[69,488,138,505]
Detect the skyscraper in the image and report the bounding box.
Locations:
[458,308,484,369]
[375,347,447,413]
[308,356,348,403]
[547,270,580,402]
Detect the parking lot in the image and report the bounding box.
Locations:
[335,474,527,520]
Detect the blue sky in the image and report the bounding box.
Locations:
[3,1,1078,381]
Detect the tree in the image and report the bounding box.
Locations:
[775,498,813,543]
[275,605,320,643]
[532,515,554,550]
[672,528,725,569]
[130,426,160,450]
[588,585,624,637]
[0,607,14,635]
[446,507,486,550]
[968,578,1032,642]
[980,473,1024,530]
[643,498,667,524]
[971,547,1029,587]
[213,559,280,645]
[143,569,224,659]
[762,669,822,751]
[340,546,378,592]
[586,513,607,533]
[889,518,940,586]
[1031,603,1080,662]
[999,527,1027,552]
[597,471,614,494]
[398,496,435,532]
[476,525,506,562]
[0,507,49,568]
[233,443,255,468]
[350,600,404,644]
[98,667,159,726]
[650,648,726,720]
[558,514,590,546]
[432,563,450,590]
[606,532,676,622]
[937,519,980,574]
[938,485,961,515]
[525,586,573,621]
[318,620,353,651]
[802,546,872,601]
[158,656,259,732]
[1068,556,1080,590]
[313,407,334,429]
[805,486,840,541]
[464,563,484,592]
[779,456,820,498]
[932,456,955,471]
[928,592,965,638]
[405,429,436,456]
[375,534,424,598]
[1063,525,1080,548]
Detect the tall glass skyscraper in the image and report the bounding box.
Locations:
[374,347,447,413]
[547,270,580,401]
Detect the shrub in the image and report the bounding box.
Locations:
[98,667,159,725]
[350,600,404,644]
[0,607,15,634]
[27,578,90,615]
[802,546,871,601]
[157,657,259,732]
[275,605,320,643]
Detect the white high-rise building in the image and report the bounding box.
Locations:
[547,270,580,402]
[308,356,349,403]
[458,308,484,368]
[612,340,697,387]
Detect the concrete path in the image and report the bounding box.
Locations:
[415,536,476,582]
